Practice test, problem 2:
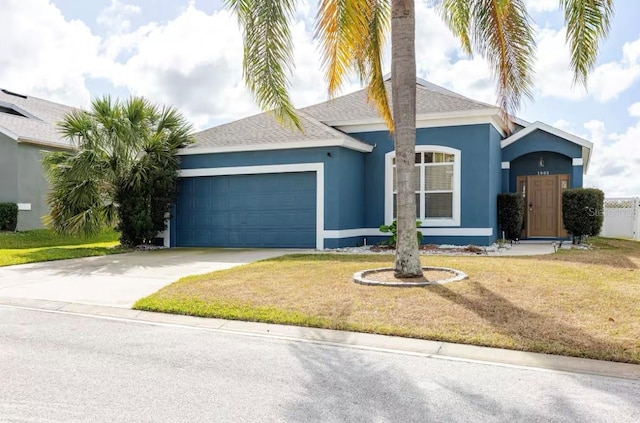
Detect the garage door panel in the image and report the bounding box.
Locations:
[176,172,316,248]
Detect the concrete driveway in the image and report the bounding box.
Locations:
[0,249,294,308]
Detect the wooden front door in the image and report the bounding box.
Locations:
[529,176,557,236]
[517,174,570,238]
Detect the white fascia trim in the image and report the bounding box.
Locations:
[178,138,373,156]
[501,121,594,150]
[17,137,74,151]
[501,121,594,173]
[572,158,584,166]
[582,147,591,174]
[324,227,493,238]
[332,109,506,136]
[0,125,18,140]
[17,203,32,211]
[179,163,325,250]
[384,145,461,227]
[501,161,510,170]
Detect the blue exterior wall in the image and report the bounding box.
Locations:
[488,126,503,242]
[509,152,573,192]
[176,146,366,247]
[174,125,588,248]
[352,123,498,246]
[502,130,584,192]
[502,130,582,162]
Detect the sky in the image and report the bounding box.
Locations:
[1,0,639,196]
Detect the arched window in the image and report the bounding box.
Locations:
[385,146,461,227]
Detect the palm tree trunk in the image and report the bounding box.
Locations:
[391,0,422,277]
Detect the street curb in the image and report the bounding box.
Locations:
[1,296,639,381]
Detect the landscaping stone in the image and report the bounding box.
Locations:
[325,243,511,256]
[353,266,469,287]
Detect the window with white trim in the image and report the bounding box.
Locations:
[386,146,461,226]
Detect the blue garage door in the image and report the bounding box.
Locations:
[175,172,316,248]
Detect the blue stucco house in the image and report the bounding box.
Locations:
[167,78,593,249]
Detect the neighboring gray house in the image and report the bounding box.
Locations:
[0,89,74,230]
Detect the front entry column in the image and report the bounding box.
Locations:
[572,158,583,188]
[501,162,510,193]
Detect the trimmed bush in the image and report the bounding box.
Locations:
[0,203,18,231]
[562,188,605,243]
[497,193,524,240]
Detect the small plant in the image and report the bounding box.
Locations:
[379,220,423,247]
[0,203,18,231]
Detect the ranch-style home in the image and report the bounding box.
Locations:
[0,89,74,230]
[168,78,593,249]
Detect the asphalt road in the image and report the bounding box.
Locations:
[1,307,639,422]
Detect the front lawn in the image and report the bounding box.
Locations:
[134,237,640,364]
[0,229,126,266]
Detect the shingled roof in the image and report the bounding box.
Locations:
[0,89,76,149]
[300,79,496,123]
[185,110,373,153]
[188,79,498,152]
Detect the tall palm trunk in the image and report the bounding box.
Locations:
[391,0,421,277]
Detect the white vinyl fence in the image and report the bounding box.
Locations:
[601,197,640,240]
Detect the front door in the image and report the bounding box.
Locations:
[529,175,557,237]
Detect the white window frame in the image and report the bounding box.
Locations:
[385,145,461,227]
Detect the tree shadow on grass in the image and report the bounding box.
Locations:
[428,281,637,364]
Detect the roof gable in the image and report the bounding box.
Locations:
[501,121,593,172]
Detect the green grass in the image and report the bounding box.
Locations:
[134,237,640,364]
[0,229,127,266]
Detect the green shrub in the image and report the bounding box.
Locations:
[562,188,605,243]
[0,203,18,231]
[497,193,524,241]
[379,220,423,247]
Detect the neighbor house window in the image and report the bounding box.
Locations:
[385,146,461,226]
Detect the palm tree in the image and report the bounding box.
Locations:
[43,96,193,247]
[225,0,613,276]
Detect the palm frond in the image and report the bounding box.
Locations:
[316,0,392,129]
[361,0,393,130]
[432,0,473,55]
[559,0,614,87]
[471,0,536,122]
[315,0,370,94]
[225,0,301,130]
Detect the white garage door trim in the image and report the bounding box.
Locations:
[178,163,325,249]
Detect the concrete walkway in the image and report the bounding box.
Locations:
[1,297,638,381]
[0,248,294,307]
[488,242,557,256]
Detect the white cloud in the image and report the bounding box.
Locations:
[526,0,559,12]
[97,0,141,34]
[629,102,640,117]
[583,119,640,197]
[97,4,334,128]
[534,27,640,102]
[0,0,99,108]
